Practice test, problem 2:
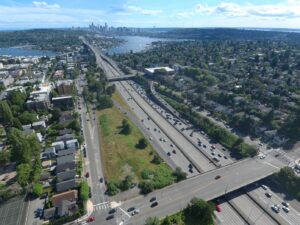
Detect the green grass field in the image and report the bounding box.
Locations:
[98,106,173,185]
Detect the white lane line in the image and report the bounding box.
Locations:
[93,202,109,207]
[118,207,131,218]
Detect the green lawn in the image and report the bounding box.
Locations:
[98,106,173,185]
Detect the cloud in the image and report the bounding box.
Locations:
[33,1,60,9]
[0,5,104,28]
[176,0,300,20]
[111,4,162,16]
[194,1,300,19]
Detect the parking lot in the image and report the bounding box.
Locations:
[0,195,27,225]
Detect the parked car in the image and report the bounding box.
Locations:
[85,172,90,178]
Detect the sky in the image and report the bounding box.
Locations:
[1,0,300,30]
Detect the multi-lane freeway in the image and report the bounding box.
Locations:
[80,39,296,225]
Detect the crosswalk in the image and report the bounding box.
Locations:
[93,202,110,211]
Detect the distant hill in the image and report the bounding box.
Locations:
[150,28,300,42]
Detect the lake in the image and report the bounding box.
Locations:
[0,47,57,57]
[106,36,173,55]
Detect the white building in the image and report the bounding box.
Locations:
[144,67,175,75]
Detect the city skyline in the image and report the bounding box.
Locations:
[1,0,300,30]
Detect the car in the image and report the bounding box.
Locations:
[131,209,140,216]
[109,208,117,214]
[282,202,290,207]
[127,207,135,212]
[106,215,114,220]
[224,156,228,159]
[203,145,207,148]
[150,197,157,202]
[170,144,174,147]
[271,204,280,213]
[172,149,176,154]
[85,172,89,178]
[189,168,194,173]
[211,145,216,149]
[188,163,193,169]
[100,177,104,183]
[167,152,171,156]
[151,202,158,208]
[215,204,221,212]
[261,185,268,190]
[265,192,272,198]
[282,206,290,213]
[259,155,266,159]
[211,152,215,156]
[215,175,221,180]
[87,216,95,222]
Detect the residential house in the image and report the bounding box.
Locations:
[56,179,76,192]
[56,170,76,182]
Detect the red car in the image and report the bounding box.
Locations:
[86,216,95,222]
[215,204,221,212]
[85,172,90,178]
[172,149,176,154]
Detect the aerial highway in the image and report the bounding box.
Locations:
[82,40,293,225]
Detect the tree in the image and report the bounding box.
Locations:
[106,84,116,96]
[32,183,43,197]
[96,95,113,110]
[173,167,187,182]
[151,154,162,164]
[67,119,81,133]
[139,181,154,194]
[31,158,42,183]
[119,175,133,191]
[121,119,131,135]
[184,198,214,225]
[136,138,147,149]
[0,101,13,125]
[79,181,89,201]
[19,111,37,124]
[145,217,160,225]
[8,128,41,164]
[107,182,119,196]
[17,163,31,187]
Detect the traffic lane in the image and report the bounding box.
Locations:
[228,190,276,225]
[122,159,278,224]
[131,82,232,167]
[80,98,107,204]
[248,184,300,225]
[215,202,246,225]
[121,81,215,172]
[115,82,196,176]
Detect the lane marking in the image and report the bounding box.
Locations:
[118,207,131,218]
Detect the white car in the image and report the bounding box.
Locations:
[271,204,280,213]
[259,154,266,159]
[282,206,290,213]
[131,209,140,216]
[261,185,268,190]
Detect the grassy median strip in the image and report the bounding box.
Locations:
[98,106,175,194]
